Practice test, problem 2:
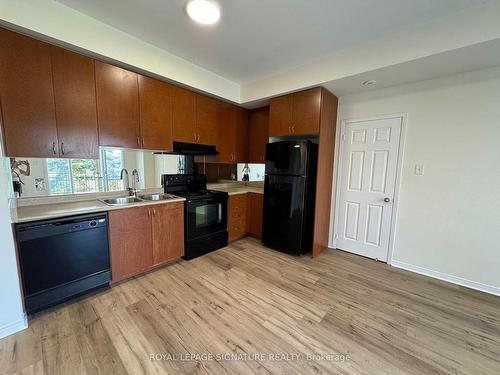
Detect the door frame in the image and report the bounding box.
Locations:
[330,113,408,264]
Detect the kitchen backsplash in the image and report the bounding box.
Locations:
[196,162,265,183]
[9,149,184,199]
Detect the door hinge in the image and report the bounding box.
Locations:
[334,233,338,239]
[341,133,346,141]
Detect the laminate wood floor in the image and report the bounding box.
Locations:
[1,238,499,374]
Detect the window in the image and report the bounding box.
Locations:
[47,159,72,194]
[46,159,101,195]
[101,149,125,191]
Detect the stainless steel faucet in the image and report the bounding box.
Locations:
[131,169,140,196]
[120,168,129,191]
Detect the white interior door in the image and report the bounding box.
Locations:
[336,117,402,261]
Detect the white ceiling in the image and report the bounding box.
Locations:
[56,0,489,83]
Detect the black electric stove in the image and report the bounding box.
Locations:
[162,174,228,260]
[173,189,226,200]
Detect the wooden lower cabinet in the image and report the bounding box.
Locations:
[228,192,264,242]
[109,202,184,282]
[109,206,153,282]
[247,193,264,239]
[228,194,247,241]
[151,203,184,266]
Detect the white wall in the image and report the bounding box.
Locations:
[336,67,500,293]
[0,0,240,102]
[240,1,500,102]
[0,157,26,339]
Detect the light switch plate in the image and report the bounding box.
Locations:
[414,164,424,176]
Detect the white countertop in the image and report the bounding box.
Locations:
[207,182,264,196]
[13,182,263,223]
[14,196,185,223]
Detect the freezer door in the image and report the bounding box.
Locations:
[265,141,310,176]
[262,174,308,254]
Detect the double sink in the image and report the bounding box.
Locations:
[100,193,179,206]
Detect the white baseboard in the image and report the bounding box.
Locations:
[391,260,500,297]
[0,314,28,339]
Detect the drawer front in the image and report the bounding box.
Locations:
[229,194,247,215]
[229,215,247,241]
[229,194,248,241]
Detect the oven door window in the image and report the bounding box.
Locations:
[195,203,221,227]
[187,199,227,239]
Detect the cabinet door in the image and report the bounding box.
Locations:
[196,94,220,146]
[248,107,269,163]
[217,104,248,163]
[151,202,184,266]
[172,86,197,143]
[269,95,292,137]
[228,194,248,241]
[139,75,173,151]
[109,207,153,282]
[233,106,249,162]
[247,193,264,239]
[51,47,99,159]
[0,28,58,157]
[291,87,321,135]
[216,102,235,162]
[95,61,140,148]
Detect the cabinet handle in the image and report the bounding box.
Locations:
[60,142,65,155]
[142,138,145,146]
[194,133,197,141]
[52,142,57,155]
[137,137,140,146]
[153,208,156,216]
[292,125,296,133]
[148,209,151,217]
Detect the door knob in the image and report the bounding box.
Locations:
[383,197,391,203]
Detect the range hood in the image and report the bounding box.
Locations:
[158,142,219,156]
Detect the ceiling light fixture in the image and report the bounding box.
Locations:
[362,80,377,87]
[186,0,220,25]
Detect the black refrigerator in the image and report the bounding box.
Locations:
[262,140,318,255]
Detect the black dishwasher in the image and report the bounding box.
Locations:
[16,213,111,314]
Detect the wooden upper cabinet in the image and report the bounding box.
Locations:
[138,75,173,151]
[172,85,196,143]
[218,104,248,163]
[269,94,292,137]
[109,206,153,282]
[151,202,184,266]
[196,94,220,146]
[233,106,249,162]
[269,87,322,137]
[216,102,233,162]
[248,107,269,163]
[291,87,321,135]
[51,46,99,159]
[0,28,58,157]
[95,61,140,148]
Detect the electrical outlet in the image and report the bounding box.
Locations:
[414,164,424,176]
[34,178,46,191]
